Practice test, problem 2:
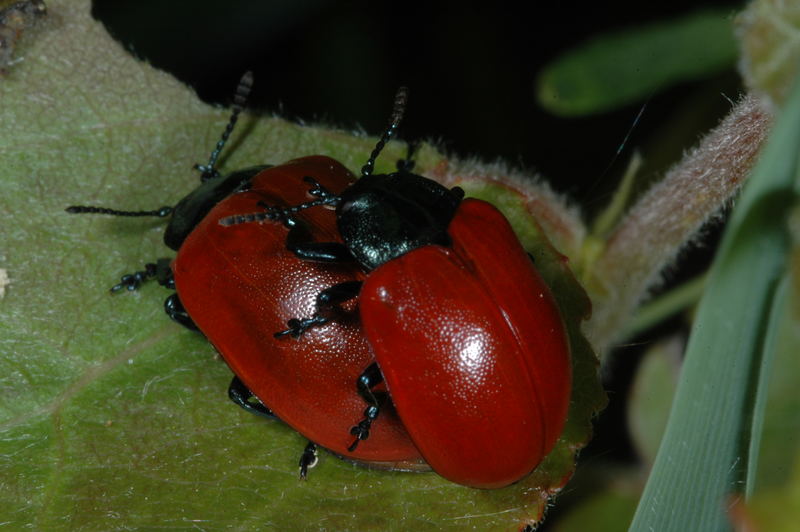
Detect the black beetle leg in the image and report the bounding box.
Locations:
[228,377,318,480]
[450,186,465,200]
[285,221,355,263]
[395,139,419,173]
[348,363,385,452]
[110,258,174,293]
[274,315,330,339]
[275,281,363,339]
[299,441,319,479]
[302,176,337,201]
[164,293,199,331]
[288,240,354,263]
[227,376,277,420]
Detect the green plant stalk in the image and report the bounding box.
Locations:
[629,75,800,531]
[619,273,707,340]
[592,151,643,238]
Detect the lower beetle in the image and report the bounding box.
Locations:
[67,73,423,476]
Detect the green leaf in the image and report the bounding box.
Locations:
[536,9,738,116]
[629,73,800,530]
[0,1,602,530]
[626,337,681,467]
[551,489,639,532]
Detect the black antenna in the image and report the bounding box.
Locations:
[360,86,409,177]
[65,205,173,218]
[194,71,255,181]
[218,211,272,227]
[65,72,256,218]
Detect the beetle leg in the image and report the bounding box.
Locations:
[110,257,174,293]
[302,176,337,201]
[316,281,362,304]
[227,376,277,420]
[274,281,363,338]
[228,378,320,479]
[154,258,175,289]
[282,216,355,263]
[274,315,330,339]
[110,264,157,293]
[348,363,384,451]
[286,222,354,263]
[256,188,341,222]
[299,441,319,479]
[395,139,419,173]
[164,293,199,331]
[288,241,354,262]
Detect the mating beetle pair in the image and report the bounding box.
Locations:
[68,73,571,489]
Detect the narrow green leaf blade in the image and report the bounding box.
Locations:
[629,79,800,530]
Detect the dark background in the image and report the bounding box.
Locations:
[92,0,743,214]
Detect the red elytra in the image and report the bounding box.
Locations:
[172,155,423,466]
[360,198,571,488]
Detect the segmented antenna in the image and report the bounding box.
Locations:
[360,86,409,177]
[218,194,339,227]
[219,86,409,228]
[65,205,173,217]
[194,71,255,181]
[218,211,273,227]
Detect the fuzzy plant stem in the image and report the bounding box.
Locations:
[584,94,772,354]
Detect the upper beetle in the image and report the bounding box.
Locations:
[226,88,573,488]
[66,73,422,477]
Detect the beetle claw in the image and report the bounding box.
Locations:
[303,176,336,200]
[347,422,371,452]
[347,405,379,451]
[274,315,329,339]
[299,441,318,479]
[193,162,221,181]
[109,263,158,293]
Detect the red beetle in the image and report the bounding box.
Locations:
[227,88,572,488]
[359,199,570,488]
[67,73,423,475]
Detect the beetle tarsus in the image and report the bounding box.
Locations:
[110,263,158,293]
[348,405,379,452]
[303,176,337,201]
[299,441,319,479]
[275,281,361,338]
[395,139,419,172]
[274,315,330,338]
[110,258,174,293]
